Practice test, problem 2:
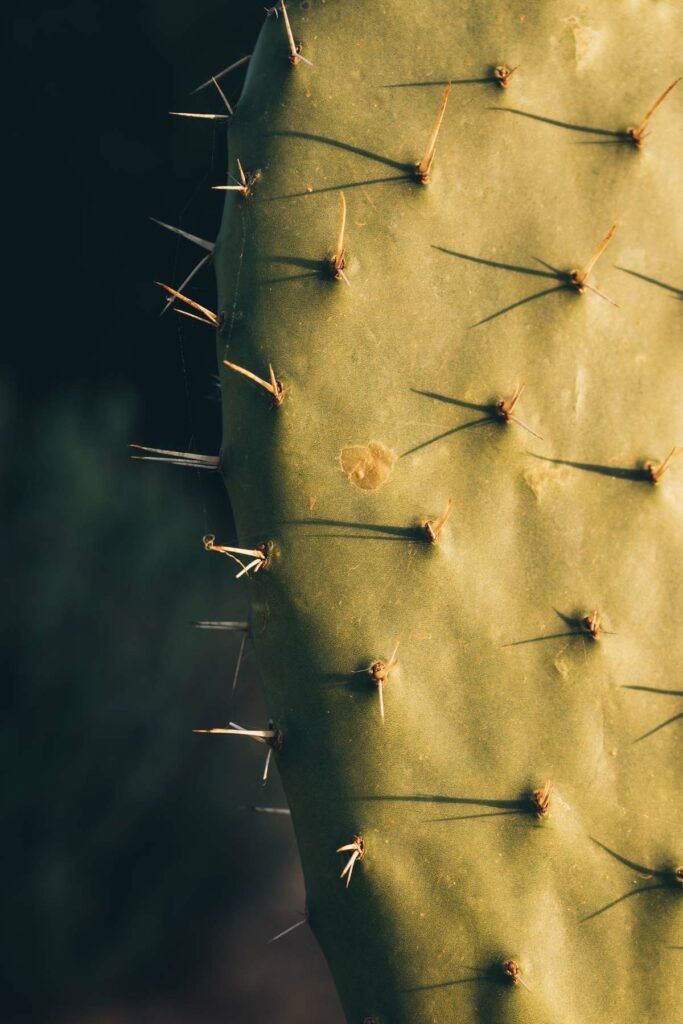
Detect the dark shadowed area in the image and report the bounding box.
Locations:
[3,3,343,1021]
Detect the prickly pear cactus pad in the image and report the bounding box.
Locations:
[161,2,683,1021]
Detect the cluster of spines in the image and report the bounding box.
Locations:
[136,3,682,1014]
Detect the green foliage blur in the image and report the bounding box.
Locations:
[3,3,342,1021]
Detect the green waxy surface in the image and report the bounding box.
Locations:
[211,2,682,1020]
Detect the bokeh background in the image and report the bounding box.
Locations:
[4,3,344,1021]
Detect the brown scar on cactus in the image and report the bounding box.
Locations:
[493,64,519,89]
[326,191,350,285]
[423,497,454,543]
[531,780,551,820]
[627,78,681,148]
[340,442,396,490]
[415,82,451,183]
[646,446,683,483]
[129,444,219,470]
[155,281,218,327]
[203,533,273,577]
[496,383,543,440]
[223,359,285,406]
[212,158,260,198]
[569,223,619,305]
[337,834,366,888]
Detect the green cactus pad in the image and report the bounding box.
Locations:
[203,2,683,1020]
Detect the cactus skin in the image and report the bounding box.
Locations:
[205,2,683,1021]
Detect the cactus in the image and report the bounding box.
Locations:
[151,2,683,1021]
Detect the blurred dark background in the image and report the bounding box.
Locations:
[3,3,343,1021]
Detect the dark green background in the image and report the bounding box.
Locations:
[3,3,342,1021]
